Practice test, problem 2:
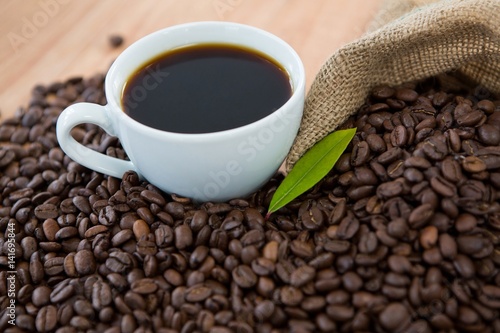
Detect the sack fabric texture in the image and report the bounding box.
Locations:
[285,0,500,172]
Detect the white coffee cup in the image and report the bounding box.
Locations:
[56,21,305,202]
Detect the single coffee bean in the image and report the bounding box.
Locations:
[455,213,477,232]
[36,305,58,332]
[35,203,59,219]
[133,219,150,240]
[280,285,304,306]
[72,249,96,276]
[336,214,360,239]
[456,235,490,256]
[326,304,354,322]
[395,87,418,102]
[456,109,486,127]
[453,254,476,279]
[111,229,134,247]
[430,176,456,197]
[366,133,387,153]
[50,280,75,303]
[462,155,487,173]
[408,203,434,228]
[44,256,65,275]
[32,285,52,307]
[372,85,395,99]
[377,147,402,164]
[289,265,315,287]
[251,257,275,276]
[106,251,133,273]
[438,233,458,259]
[391,125,408,147]
[131,278,158,294]
[185,284,212,303]
[477,123,500,145]
[29,252,45,284]
[379,302,411,332]
[84,225,109,238]
[175,224,193,250]
[419,226,438,249]
[300,206,324,230]
[232,265,257,288]
[262,240,278,263]
[403,167,424,183]
[422,135,448,160]
[351,141,371,166]
[92,279,113,310]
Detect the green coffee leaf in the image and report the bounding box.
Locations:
[267,128,356,216]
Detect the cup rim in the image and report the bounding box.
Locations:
[105,21,305,141]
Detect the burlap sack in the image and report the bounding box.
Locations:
[285,0,500,172]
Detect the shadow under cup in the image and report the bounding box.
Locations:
[58,21,305,202]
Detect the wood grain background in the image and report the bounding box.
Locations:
[0,0,383,119]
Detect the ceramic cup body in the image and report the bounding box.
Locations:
[56,21,305,202]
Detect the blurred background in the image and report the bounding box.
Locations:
[0,0,383,118]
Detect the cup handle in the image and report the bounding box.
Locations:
[56,102,137,178]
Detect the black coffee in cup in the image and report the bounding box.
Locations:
[121,43,292,134]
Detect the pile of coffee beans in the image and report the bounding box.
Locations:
[0,74,499,333]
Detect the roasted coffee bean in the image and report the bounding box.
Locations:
[462,155,487,173]
[35,203,59,219]
[391,125,408,147]
[106,251,133,273]
[280,285,304,306]
[377,179,405,198]
[326,304,354,322]
[262,240,278,262]
[408,203,434,228]
[456,109,486,127]
[351,140,371,166]
[422,135,448,160]
[377,147,402,164]
[232,265,257,288]
[132,219,150,240]
[44,256,65,275]
[438,233,457,259]
[440,158,463,183]
[323,239,350,254]
[36,305,58,332]
[289,264,315,287]
[336,214,360,239]
[185,284,212,303]
[372,85,395,100]
[378,302,411,332]
[453,254,476,279]
[300,206,324,230]
[477,123,500,145]
[329,198,347,225]
[366,133,386,153]
[456,235,490,256]
[130,278,158,295]
[92,279,112,310]
[175,224,193,250]
[251,257,275,276]
[32,285,52,307]
[50,280,74,303]
[395,87,418,102]
[419,225,438,249]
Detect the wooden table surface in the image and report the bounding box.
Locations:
[0,0,383,119]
